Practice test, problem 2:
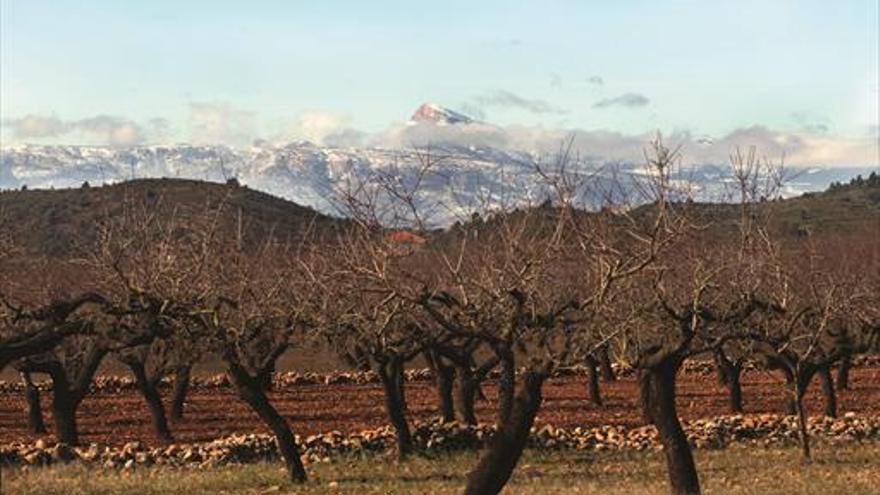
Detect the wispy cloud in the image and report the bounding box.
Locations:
[74,115,147,147]
[471,90,567,115]
[2,114,148,146]
[2,115,70,138]
[274,110,365,147]
[586,75,604,86]
[189,102,256,147]
[593,92,650,109]
[376,121,876,167]
[455,103,487,121]
[789,111,831,134]
[3,104,875,167]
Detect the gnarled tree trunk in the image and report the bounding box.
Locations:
[792,374,811,462]
[21,371,47,434]
[787,364,818,463]
[170,364,191,421]
[781,367,797,416]
[456,365,479,425]
[817,366,837,418]
[377,357,413,459]
[640,356,701,495]
[436,364,456,423]
[496,351,516,426]
[27,347,108,446]
[426,351,456,423]
[713,350,743,414]
[227,362,307,483]
[47,371,80,446]
[836,354,850,391]
[463,370,547,495]
[584,355,602,406]
[128,361,173,441]
[598,343,616,381]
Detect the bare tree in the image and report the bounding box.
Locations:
[0,259,113,445]
[16,333,109,446]
[190,238,313,483]
[114,336,192,442]
[748,231,877,462]
[326,143,675,495]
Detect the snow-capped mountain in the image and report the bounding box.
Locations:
[410,103,476,126]
[1,104,873,226]
[0,139,545,225]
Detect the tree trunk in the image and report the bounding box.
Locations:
[49,373,79,446]
[817,366,837,418]
[793,377,811,463]
[456,365,479,425]
[727,370,743,414]
[378,359,413,459]
[129,362,173,441]
[258,363,275,391]
[170,364,191,421]
[714,350,743,414]
[585,356,602,406]
[836,354,850,391]
[463,370,547,495]
[497,352,516,426]
[598,344,616,381]
[640,358,701,495]
[227,363,307,483]
[21,372,47,434]
[781,368,797,416]
[788,364,819,464]
[436,364,456,423]
[425,350,456,423]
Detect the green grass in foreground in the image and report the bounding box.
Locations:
[2,443,879,495]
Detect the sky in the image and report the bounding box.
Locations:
[1,0,878,166]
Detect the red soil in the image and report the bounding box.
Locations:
[1,368,878,448]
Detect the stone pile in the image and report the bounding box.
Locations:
[0,362,767,394]
[4,356,878,394]
[0,369,438,394]
[3,413,878,470]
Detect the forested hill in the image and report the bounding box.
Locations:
[687,172,880,239]
[1,172,878,257]
[0,178,342,257]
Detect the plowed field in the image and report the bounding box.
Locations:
[2,368,878,447]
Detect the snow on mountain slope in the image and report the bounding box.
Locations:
[0,140,546,225]
[410,103,476,125]
[1,105,873,226]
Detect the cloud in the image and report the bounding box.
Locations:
[189,102,256,147]
[455,103,487,121]
[372,120,876,167]
[148,118,173,142]
[274,110,365,147]
[587,75,604,86]
[2,115,71,138]
[3,105,875,167]
[2,114,146,146]
[471,90,567,115]
[593,92,650,109]
[789,111,831,135]
[74,115,146,146]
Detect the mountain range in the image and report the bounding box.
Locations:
[1,104,875,226]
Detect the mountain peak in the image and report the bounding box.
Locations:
[410,103,474,125]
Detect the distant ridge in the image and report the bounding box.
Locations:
[2,175,878,259]
[0,178,340,256]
